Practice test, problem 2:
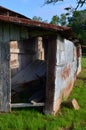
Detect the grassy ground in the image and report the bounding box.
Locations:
[0,58,86,130]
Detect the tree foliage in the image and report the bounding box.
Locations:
[32,16,48,23]
[68,10,86,52]
[50,15,59,25]
[45,0,86,9]
[45,0,63,4]
[68,10,86,39]
[32,16,43,21]
[50,14,67,26]
[59,14,66,26]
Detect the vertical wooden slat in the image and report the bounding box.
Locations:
[0,41,2,110]
[0,41,11,112]
[44,35,57,114]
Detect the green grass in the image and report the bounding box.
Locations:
[0,58,86,130]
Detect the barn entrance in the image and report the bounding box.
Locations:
[10,37,48,108]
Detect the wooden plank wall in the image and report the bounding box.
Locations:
[0,21,46,112]
[0,22,29,112]
[0,41,11,112]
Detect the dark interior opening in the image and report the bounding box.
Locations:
[10,37,48,105]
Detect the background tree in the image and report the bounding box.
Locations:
[50,15,59,25]
[59,14,67,26]
[50,14,67,26]
[32,16,43,21]
[44,0,86,9]
[68,10,86,53]
[32,16,48,23]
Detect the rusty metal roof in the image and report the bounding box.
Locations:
[0,14,70,31]
[0,6,77,39]
[0,6,30,19]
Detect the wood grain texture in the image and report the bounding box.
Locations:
[0,41,11,112]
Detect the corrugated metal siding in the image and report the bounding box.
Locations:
[53,36,78,113]
[0,22,29,42]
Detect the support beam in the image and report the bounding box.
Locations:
[44,35,57,114]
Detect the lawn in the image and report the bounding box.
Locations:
[0,58,86,130]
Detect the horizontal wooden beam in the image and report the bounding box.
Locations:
[11,103,45,108]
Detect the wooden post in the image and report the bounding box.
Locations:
[0,41,11,112]
[44,35,57,114]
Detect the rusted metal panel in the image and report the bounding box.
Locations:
[61,65,71,80]
[0,14,74,40]
[63,80,74,98]
[0,14,70,31]
[52,37,78,114]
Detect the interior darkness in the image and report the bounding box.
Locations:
[10,37,48,104]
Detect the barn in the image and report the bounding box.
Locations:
[0,6,81,115]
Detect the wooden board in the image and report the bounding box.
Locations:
[0,42,11,112]
[11,103,45,108]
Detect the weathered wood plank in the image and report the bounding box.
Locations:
[11,103,45,108]
[0,41,11,112]
[44,35,57,115]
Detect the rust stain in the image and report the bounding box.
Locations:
[53,91,63,115]
[61,65,70,80]
[63,80,74,98]
[0,14,71,32]
[74,72,77,81]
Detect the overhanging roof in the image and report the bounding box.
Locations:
[0,6,77,40]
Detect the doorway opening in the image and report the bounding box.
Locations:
[10,37,48,108]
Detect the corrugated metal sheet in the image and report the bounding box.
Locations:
[53,38,78,114]
[12,60,46,86]
[0,6,30,19]
[0,6,78,40]
[0,14,70,31]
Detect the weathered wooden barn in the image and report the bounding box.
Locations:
[0,6,81,115]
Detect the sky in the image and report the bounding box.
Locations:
[0,0,86,22]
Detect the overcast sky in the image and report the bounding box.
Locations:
[0,0,85,22]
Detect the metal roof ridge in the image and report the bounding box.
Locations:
[0,14,71,32]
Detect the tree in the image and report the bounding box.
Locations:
[44,0,86,9]
[50,14,67,26]
[68,10,86,35]
[32,16,48,23]
[50,15,59,25]
[32,16,43,21]
[59,14,67,26]
[68,10,86,53]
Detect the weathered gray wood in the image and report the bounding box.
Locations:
[44,36,57,114]
[11,103,45,108]
[0,41,11,112]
